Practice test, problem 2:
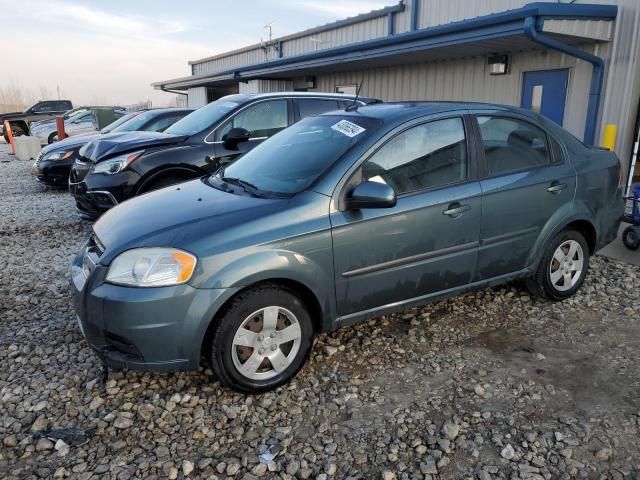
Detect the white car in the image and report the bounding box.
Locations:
[30,107,125,145]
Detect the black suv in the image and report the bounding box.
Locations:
[1,100,73,142]
[69,92,379,219]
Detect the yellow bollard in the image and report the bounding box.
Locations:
[601,124,617,151]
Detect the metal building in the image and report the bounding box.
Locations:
[153,0,640,185]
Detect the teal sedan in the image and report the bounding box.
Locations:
[72,102,624,392]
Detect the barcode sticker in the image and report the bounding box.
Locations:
[331,120,366,138]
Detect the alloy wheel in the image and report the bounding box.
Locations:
[231,306,302,380]
[549,239,584,292]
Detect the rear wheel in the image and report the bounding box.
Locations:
[209,285,314,393]
[622,226,640,250]
[48,132,58,144]
[526,229,590,300]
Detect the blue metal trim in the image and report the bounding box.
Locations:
[411,0,420,31]
[225,2,615,77]
[523,16,604,145]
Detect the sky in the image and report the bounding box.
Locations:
[0,0,390,107]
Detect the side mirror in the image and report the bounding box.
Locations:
[348,181,397,210]
[223,127,251,150]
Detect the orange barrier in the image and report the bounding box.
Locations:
[55,116,67,140]
[3,120,16,155]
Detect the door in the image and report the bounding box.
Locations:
[213,99,291,167]
[331,116,482,317]
[521,69,569,126]
[474,114,576,280]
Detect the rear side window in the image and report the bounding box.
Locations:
[298,99,340,118]
[363,117,467,195]
[477,116,551,176]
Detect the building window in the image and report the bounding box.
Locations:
[335,84,358,95]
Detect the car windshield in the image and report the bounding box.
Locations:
[106,111,157,133]
[165,98,240,136]
[211,115,381,196]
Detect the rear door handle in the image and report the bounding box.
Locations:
[547,182,567,194]
[443,203,471,217]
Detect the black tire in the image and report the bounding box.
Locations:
[140,175,192,194]
[48,132,58,144]
[622,226,640,250]
[526,229,590,301]
[209,285,315,393]
[3,124,25,143]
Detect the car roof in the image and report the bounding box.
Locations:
[139,107,195,115]
[221,91,380,104]
[327,101,541,124]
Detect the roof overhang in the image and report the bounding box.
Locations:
[153,2,617,91]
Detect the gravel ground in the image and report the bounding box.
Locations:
[1,142,640,480]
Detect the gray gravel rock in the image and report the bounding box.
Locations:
[1,144,640,479]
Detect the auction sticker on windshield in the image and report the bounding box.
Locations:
[331,120,366,138]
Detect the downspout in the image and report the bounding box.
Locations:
[410,0,419,31]
[524,16,605,145]
[161,87,187,96]
[387,11,395,35]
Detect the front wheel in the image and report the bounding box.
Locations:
[526,229,590,301]
[3,124,25,143]
[622,226,640,250]
[209,285,315,393]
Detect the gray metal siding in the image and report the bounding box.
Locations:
[314,49,589,138]
[281,16,388,56]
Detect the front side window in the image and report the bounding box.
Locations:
[363,117,467,195]
[215,100,288,141]
[73,112,93,124]
[477,116,551,177]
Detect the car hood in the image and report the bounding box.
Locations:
[81,131,187,162]
[41,133,100,155]
[94,177,286,261]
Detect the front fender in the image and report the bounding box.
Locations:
[526,201,596,271]
[197,249,336,331]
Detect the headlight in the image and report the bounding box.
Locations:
[43,150,73,161]
[92,150,144,175]
[106,248,197,287]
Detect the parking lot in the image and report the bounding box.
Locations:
[0,140,639,479]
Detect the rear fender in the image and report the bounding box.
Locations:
[526,201,596,271]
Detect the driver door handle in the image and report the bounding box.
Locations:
[547,182,567,194]
[443,203,471,217]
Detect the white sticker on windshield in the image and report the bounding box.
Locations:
[331,120,366,138]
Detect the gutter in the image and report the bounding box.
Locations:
[523,16,607,145]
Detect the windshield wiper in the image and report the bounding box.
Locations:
[221,176,266,198]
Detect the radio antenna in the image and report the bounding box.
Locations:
[345,81,363,112]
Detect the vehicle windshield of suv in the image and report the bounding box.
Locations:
[108,111,163,133]
[212,115,381,196]
[165,98,240,136]
[63,108,89,120]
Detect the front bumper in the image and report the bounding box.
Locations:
[71,245,236,372]
[69,166,140,219]
[32,158,74,187]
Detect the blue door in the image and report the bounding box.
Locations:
[521,69,569,126]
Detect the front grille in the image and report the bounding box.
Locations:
[70,160,92,183]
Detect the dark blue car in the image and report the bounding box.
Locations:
[72,102,624,392]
